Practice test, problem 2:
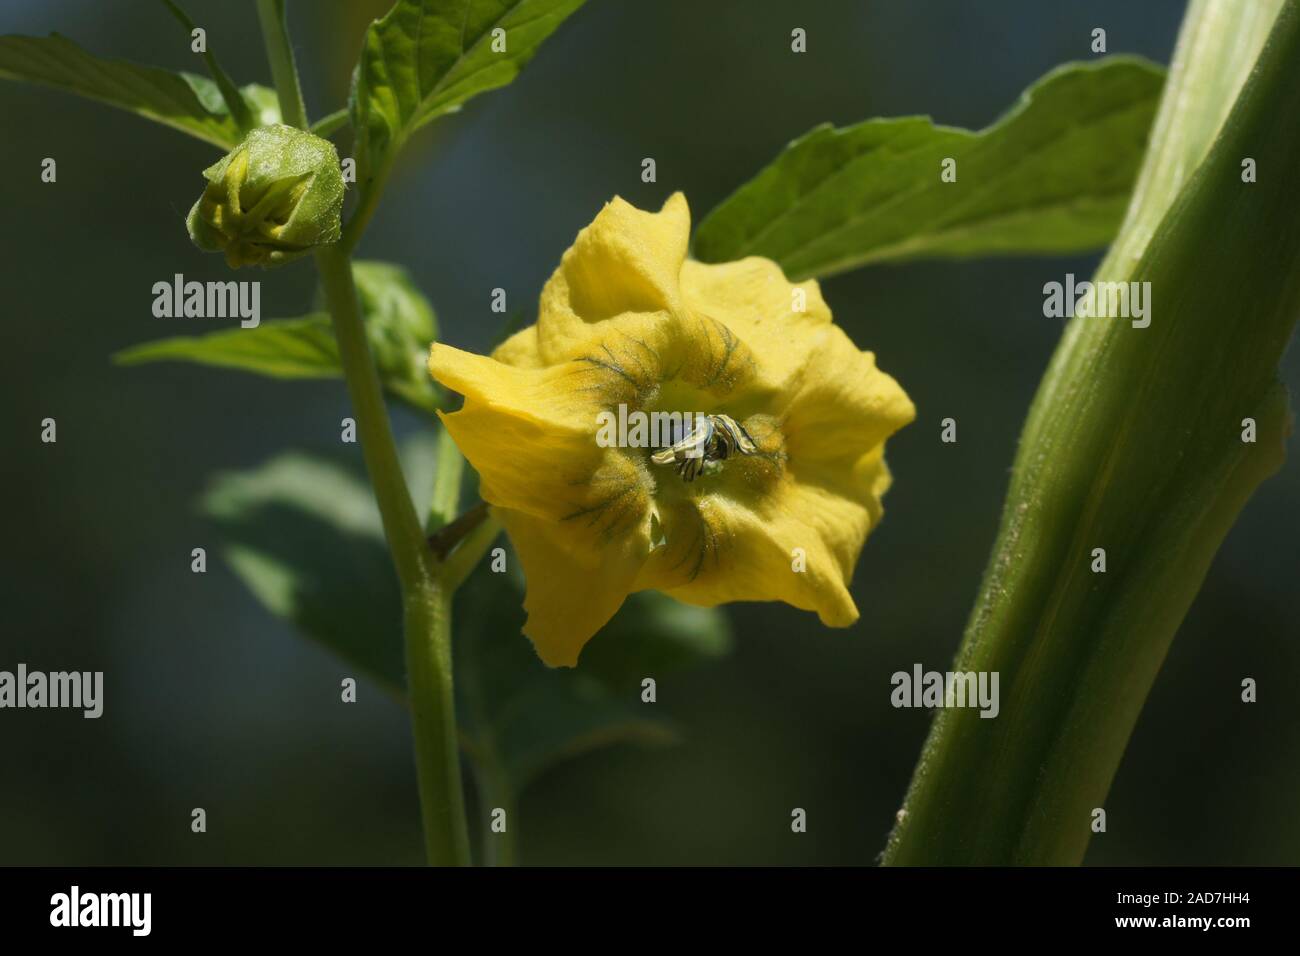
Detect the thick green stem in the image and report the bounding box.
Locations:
[1102,0,1286,278]
[257,5,471,865]
[885,0,1300,865]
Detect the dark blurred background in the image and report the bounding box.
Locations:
[1,0,1296,865]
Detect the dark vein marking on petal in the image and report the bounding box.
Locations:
[619,329,661,369]
[708,321,739,388]
[688,516,715,583]
[576,355,638,387]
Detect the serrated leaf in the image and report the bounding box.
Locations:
[114,261,440,414]
[694,57,1166,280]
[0,33,278,149]
[203,444,731,790]
[350,0,586,187]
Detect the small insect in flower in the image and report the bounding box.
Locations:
[651,413,758,482]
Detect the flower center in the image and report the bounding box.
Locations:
[649,413,758,482]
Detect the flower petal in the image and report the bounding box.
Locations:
[499,507,645,667]
[679,257,833,397]
[635,450,890,627]
[430,343,653,546]
[555,192,689,320]
[493,324,544,369]
[776,327,915,467]
[533,194,690,362]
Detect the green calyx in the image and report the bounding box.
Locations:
[187,124,344,269]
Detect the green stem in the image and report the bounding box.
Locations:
[161,0,253,132]
[317,239,469,867]
[343,151,396,253]
[440,512,502,592]
[315,244,471,867]
[257,5,471,865]
[479,762,518,867]
[310,107,349,138]
[255,0,307,129]
[458,587,518,867]
[429,426,466,531]
[314,246,429,591]
[404,577,473,866]
[1102,0,1286,279]
[884,0,1300,866]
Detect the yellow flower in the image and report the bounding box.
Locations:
[429,194,914,666]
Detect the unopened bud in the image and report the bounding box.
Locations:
[187,124,344,269]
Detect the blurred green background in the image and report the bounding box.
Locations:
[2,0,1296,865]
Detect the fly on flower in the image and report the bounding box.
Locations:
[650,413,758,482]
[429,193,915,666]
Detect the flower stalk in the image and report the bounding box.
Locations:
[258,1,471,865]
[254,0,306,130]
[885,0,1300,865]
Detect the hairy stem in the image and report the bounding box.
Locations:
[343,151,396,253]
[885,0,1300,865]
[162,0,253,132]
[255,0,307,129]
[313,245,429,591]
[258,4,471,865]
[403,577,473,866]
[316,241,470,866]
[310,107,350,138]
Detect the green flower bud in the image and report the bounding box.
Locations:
[186,124,344,269]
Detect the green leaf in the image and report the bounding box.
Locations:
[240,84,282,128]
[202,449,417,693]
[116,314,339,378]
[350,0,586,187]
[0,33,278,149]
[694,57,1166,280]
[159,0,254,133]
[350,260,442,413]
[204,444,731,790]
[578,590,733,694]
[456,555,732,791]
[114,261,441,415]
